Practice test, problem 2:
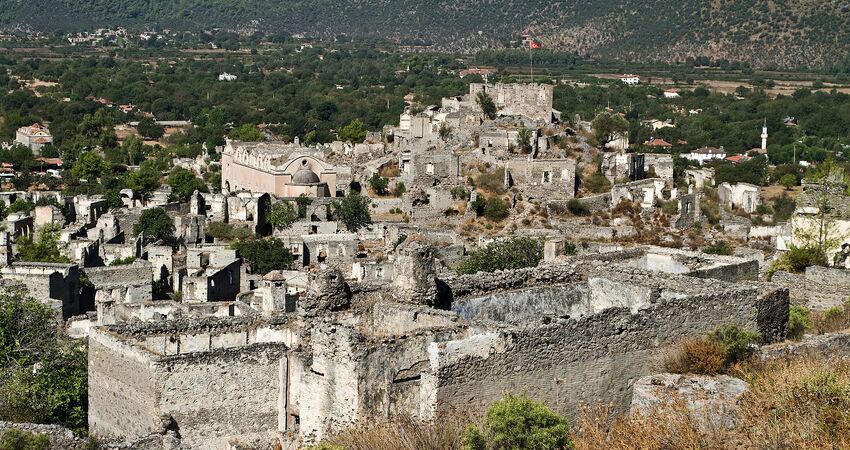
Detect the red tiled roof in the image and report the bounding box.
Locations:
[645,138,672,147]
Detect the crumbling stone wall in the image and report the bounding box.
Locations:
[772,266,850,310]
[426,270,788,420]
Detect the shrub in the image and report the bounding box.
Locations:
[368,173,389,196]
[787,305,812,341]
[563,241,577,256]
[582,174,610,194]
[110,256,136,266]
[393,182,406,197]
[451,186,471,200]
[785,245,828,272]
[461,393,574,450]
[709,324,761,367]
[566,198,589,216]
[470,197,486,216]
[475,169,506,194]
[660,199,679,215]
[268,202,299,229]
[457,237,543,275]
[702,241,732,256]
[483,197,509,222]
[661,337,727,376]
[0,429,50,450]
[232,238,295,275]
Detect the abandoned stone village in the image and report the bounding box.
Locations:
[2,81,850,449]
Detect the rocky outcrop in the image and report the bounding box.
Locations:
[630,373,749,431]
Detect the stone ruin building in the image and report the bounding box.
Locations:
[87,243,788,450]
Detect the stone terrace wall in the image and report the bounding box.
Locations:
[425,269,788,421]
[772,266,850,310]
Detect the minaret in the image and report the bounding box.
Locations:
[761,119,768,151]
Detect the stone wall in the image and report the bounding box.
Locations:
[89,317,300,450]
[426,270,787,420]
[772,266,850,310]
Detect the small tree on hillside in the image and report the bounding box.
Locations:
[476,91,497,120]
[71,151,109,182]
[337,119,367,143]
[167,167,208,202]
[136,117,165,140]
[267,202,298,229]
[368,173,389,196]
[134,208,174,242]
[591,112,629,150]
[516,126,534,154]
[332,191,372,231]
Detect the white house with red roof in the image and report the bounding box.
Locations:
[620,74,640,85]
[15,123,53,155]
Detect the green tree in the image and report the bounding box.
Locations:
[125,159,163,197]
[0,285,88,433]
[233,238,295,275]
[167,167,207,202]
[332,191,372,231]
[16,225,71,264]
[337,119,367,143]
[70,151,109,182]
[368,173,389,196]
[476,91,497,120]
[461,393,574,450]
[228,123,264,142]
[267,202,298,229]
[457,237,543,275]
[591,112,629,150]
[136,117,165,140]
[779,174,798,190]
[133,208,174,242]
[516,126,534,154]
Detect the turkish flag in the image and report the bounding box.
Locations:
[530,40,541,49]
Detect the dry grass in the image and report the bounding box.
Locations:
[572,354,850,450]
[660,337,727,376]
[309,354,850,450]
[320,415,470,450]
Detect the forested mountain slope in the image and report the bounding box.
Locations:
[2,0,849,68]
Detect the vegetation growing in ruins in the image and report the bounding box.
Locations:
[332,191,372,231]
[16,225,71,264]
[0,286,88,434]
[702,241,733,256]
[590,112,629,150]
[267,202,299,230]
[232,237,295,275]
[109,256,136,266]
[461,394,574,450]
[206,222,253,242]
[367,173,389,196]
[457,237,543,275]
[787,305,813,341]
[661,324,761,376]
[476,92,497,120]
[0,429,50,450]
[133,207,174,242]
[167,167,208,202]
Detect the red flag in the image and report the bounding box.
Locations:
[530,40,541,49]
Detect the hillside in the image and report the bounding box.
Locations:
[2,0,850,69]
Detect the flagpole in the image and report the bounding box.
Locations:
[530,42,534,83]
